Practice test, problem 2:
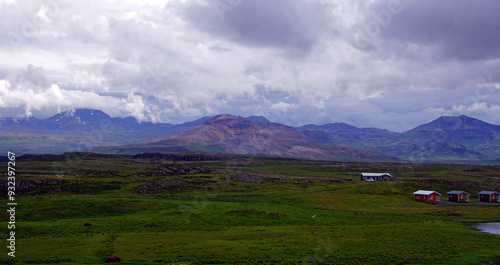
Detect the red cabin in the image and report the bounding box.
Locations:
[413,190,441,202]
[447,190,469,202]
[478,191,499,203]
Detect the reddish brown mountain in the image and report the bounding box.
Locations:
[142,114,398,161]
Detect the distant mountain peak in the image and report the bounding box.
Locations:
[47,108,109,119]
[436,114,475,121]
[296,122,360,132]
[212,114,241,120]
[435,114,471,122]
[144,114,397,161]
[415,115,498,131]
[44,108,111,128]
[404,115,500,153]
[2,109,498,162]
[63,108,76,117]
[206,114,271,124]
[73,109,109,117]
[245,116,271,123]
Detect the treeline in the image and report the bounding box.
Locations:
[16,152,233,163]
[132,153,233,162]
[17,152,131,162]
[15,151,295,163]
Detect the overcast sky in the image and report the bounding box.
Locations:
[1,0,499,132]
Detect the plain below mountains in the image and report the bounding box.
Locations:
[1,109,499,163]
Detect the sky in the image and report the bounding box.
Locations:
[0,0,499,132]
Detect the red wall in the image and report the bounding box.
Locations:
[480,195,489,202]
[415,194,428,202]
[448,193,468,202]
[428,194,439,202]
[414,193,439,202]
[480,194,500,202]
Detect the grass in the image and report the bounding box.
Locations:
[1,153,499,264]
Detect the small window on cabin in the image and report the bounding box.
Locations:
[430,195,433,200]
[416,195,420,199]
[460,195,463,199]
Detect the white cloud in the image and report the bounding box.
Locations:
[451,102,500,117]
[1,0,500,129]
[0,65,158,120]
[125,93,146,122]
[270,102,296,113]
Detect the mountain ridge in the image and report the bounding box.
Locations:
[0,109,498,163]
[403,115,500,159]
[294,115,498,162]
[101,114,397,161]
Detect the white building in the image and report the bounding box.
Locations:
[360,173,392,182]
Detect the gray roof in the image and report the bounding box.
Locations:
[447,190,469,195]
[360,173,392,177]
[478,191,499,195]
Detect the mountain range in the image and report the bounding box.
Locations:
[297,115,500,162]
[1,109,499,163]
[97,114,397,161]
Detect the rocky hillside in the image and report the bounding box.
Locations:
[102,114,398,161]
[297,115,499,162]
[404,115,500,158]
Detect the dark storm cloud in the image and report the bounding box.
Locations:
[9,64,50,89]
[2,0,500,129]
[182,0,333,54]
[379,0,500,60]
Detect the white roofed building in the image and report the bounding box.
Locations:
[413,190,441,202]
[478,191,499,203]
[360,173,392,182]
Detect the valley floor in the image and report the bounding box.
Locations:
[1,153,500,264]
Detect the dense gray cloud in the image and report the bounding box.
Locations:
[0,0,499,131]
[380,0,500,61]
[182,0,333,54]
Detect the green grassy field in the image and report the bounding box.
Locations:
[1,153,500,264]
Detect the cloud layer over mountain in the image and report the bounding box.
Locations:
[1,0,499,131]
